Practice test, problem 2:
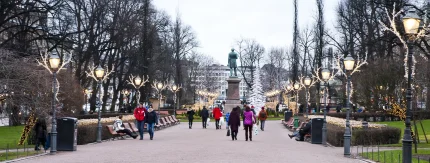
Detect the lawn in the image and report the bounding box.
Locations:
[0,125,34,150]
[360,149,430,163]
[0,151,40,162]
[375,120,430,148]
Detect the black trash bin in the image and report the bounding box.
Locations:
[311,118,324,144]
[284,111,292,122]
[57,117,78,151]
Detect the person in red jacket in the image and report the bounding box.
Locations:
[133,103,146,140]
[213,106,222,129]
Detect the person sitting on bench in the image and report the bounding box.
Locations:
[113,115,137,139]
[288,119,312,141]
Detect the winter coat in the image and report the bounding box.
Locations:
[200,108,209,118]
[258,110,268,121]
[34,119,47,139]
[113,119,125,132]
[144,111,158,124]
[134,107,146,121]
[213,107,222,120]
[243,110,255,125]
[228,111,240,132]
[187,110,195,120]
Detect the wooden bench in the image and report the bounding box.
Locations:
[162,117,172,126]
[167,116,178,125]
[176,110,187,115]
[159,111,169,115]
[157,119,166,129]
[106,125,125,140]
[172,115,181,124]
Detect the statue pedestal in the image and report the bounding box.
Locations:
[224,77,241,113]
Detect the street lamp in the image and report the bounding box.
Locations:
[84,89,92,113]
[293,82,300,128]
[169,84,181,116]
[343,54,355,156]
[304,77,312,117]
[321,68,331,146]
[156,82,164,115]
[401,9,421,163]
[48,52,60,155]
[94,65,105,143]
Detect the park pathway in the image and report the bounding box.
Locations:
[14,121,364,163]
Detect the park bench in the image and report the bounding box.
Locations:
[176,110,187,115]
[304,133,311,142]
[161,117,173,127]
[283,118,293,128]
[159,111,169,115]
[158,119,167,129]
[172,115,180,124]
[106,125,125,140]
[293,122,305,131]
[168,116,179,124]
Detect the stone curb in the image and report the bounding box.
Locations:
[2,153,48,163]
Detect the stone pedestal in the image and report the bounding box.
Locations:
[224,78,241,113]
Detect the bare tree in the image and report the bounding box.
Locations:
[235,38,265,89]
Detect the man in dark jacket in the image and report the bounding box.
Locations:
[34,118,47,150]
[288,119,312,141]
[144,108,158,140]
[200,106,209,129]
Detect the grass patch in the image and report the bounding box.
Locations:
[375,120,430,146]
[360,149,430,163]
[0,125,34,150]
[0,151,40,162]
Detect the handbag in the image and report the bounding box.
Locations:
[253,124,258,136]
[226,128,230,136]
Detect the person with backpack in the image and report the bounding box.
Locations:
[133,103,146,140]
[258,107,268,131]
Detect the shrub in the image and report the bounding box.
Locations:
[315,110,430,122]
[76,113,133,120]
[326,123,401,147]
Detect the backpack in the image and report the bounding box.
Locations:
[260,112,267,118]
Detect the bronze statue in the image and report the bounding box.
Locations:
[227,48,238,77]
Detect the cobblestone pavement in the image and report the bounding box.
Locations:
[16,121,365,163]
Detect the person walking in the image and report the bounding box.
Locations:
[45,112,52,150]
[213,106,222,129]
[243,106,256,141]
[133,103,146,140]
[34,118,47,151]
[258,107,268,131]
[186,107,195,129]
[225,112,230,130]
[113,115,137,139]
[228,106,241,141]
[200,106,209,129]
[144,107,158,140]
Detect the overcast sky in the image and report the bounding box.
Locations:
[153,0,340,66]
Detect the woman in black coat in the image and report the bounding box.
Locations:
[186,108,195,129]
[228,106,241,141]
[34,118,47,150]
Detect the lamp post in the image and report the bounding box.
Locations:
[154,81,166,115]
[48,53,60,154]
[293,82,300,128]
[94,65,105,143]
[121,89,129,112]
[342,54,355,156]
[304,77,312,117]
[401,9,421,163]
[169,84,181,116]
[321,68,331,146]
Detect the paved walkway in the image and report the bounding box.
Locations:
[15,121,364,163]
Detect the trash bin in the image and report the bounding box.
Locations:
[311,118,324,144]
[284,111,292,122]
[57,117,78,151]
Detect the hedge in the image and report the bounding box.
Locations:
[76,113,133,120]
[327,123,401,147]
[77,120,135,145]
[315,110,430,122]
